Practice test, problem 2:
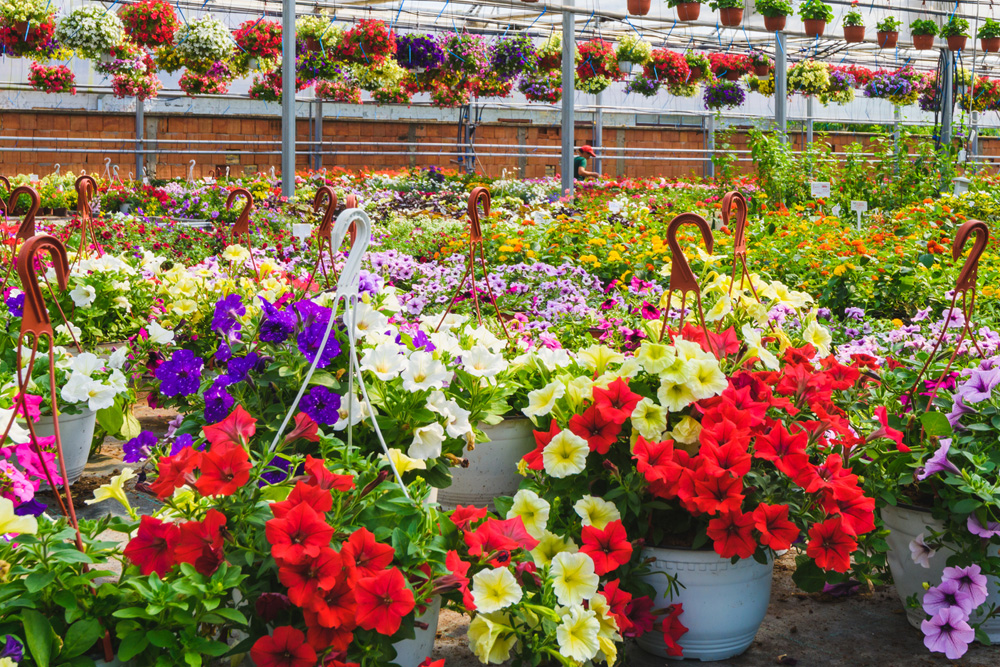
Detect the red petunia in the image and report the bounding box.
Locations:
[868,406,909,452]
[753,423,807,462]
[580,519,633,575]
[279,546,345,607]
[751,503,800,551]
[450,505,488,531]
[341,527,394,579]
[690,472,744,515]
[304,456,354,492]
[195,442,252,497]
[354,567,415,636]
[699,438,752,479]
[661,603,688,657]
[174,509,227,574]
[522,420,560,471]
[625,595,655,637]
[250,626,317,667]
[464,517,539,559]
[568,405,622,454]
[707,511,757,559]
[806,516,856,573]
[149,446,201,498]
[600,579,633,635]
[124,515,180,576]
[419,659,446,667]
[271,481,334,518]
[592,378,641,425]
[821,487,876,537]
[446,550,475,610]
[266,503,334,564]
[202,404,257,449]
[307,572,357,629]
[303,611,353,652]
[633,436,676,484]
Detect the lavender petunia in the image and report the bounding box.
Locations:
[211,294,245,340]
[923,579,975,616]
[942,565,990,609]
[916,438,960,480]
[956,367,1000,404]
[921,607,975,659]
[259,297,295,344]
[909,532,936,569]
[0,635,23,662]
[967,514,1000,538]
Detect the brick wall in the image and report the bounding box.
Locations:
[0,109,974,182]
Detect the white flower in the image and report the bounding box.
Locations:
[507,489,550,539]
[108,346,128,370]
[741,324,779,370]
[462,345,505,379]
[574,495,621,530]
[428,330,462,357]
[549,551,599,607]
[523,381,565,420]
[69,352,102,377]
[61,373,116,411]
[471,567,523,613]
[464,324,505,352]
[70,284,96,308]
[360,342,407,381]
[352,301,391,343]
[408,422,446,460]
[556,605,601,662]
[401,351,450,392]
[334,394,368,431]
[147,322,175,345]
[427,392,473,440]
[542,430,589,478]
[113,296,130,310]
[909,533,936,569]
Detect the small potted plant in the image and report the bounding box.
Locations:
[941,15,970,51]
[710,0,744,27]
[875,16,901,48]
[709,52,751,80]
[703,78,746,109]
[978,17,1000,53]
[749,48,773,77]
[755,0,793,31]
[842,8,864,42]
[910,19,938,50]
[616,32,653,75]
[668,0,704,22]
[798,0,833,37]
[490,34,537,81]
[645,48,691,85]
[337,19,396,67]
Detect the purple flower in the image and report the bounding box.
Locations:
[204,379,234,423]
[956,366,1000,404]
[5,291,24,317]
[215,342,233,364]
[916,438,960,480]
[220,353,259,387]
[212,294,246,340]
[13,499,45,517]
[295,301,341,368]
[817,307,832,321]
[155,349,204,397]
[923,579,975,616]
[844,307,865,321]
[921,607,975,659]
[947,396,974,429]
[967,514,1000,538]
[942,565,990,609]
[170,433,195,455]
[914,307,932,322]
[259,297,295,344]
[123,430,158,463]
[0,635,23,662]
[260,455,293,486]
[300,385,342,426]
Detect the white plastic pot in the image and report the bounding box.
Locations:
[618,59,634,75]
[883,504,1000,639]
[637,546,773,661]
[438,417,535,510]
[392,596,441,664]
[34,408,97,485]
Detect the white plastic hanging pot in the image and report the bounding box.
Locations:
[392,596,441,664]
[637,547,774,661]
[438,417,535,510]
[34,407,97,486]
[618,59,634,75]
[883,504,1000,640]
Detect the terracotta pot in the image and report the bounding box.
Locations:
[303,37,322,52]
[675,2,701,21]
[912,33,935,50]
[803,19,826,38]
[947,34,968,51]
[628,0,652,15]
[723,69,742,81]
[877,30,898,48]
[689,67,705,82]
[12,20,28,36]
[753,63,770,77]
[981,37,1000,53]
[763,15,786,31]
[843,25,865,43]
[719,7,743,27]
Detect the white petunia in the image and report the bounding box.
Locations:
[70,284,96,308]
[409,422,446,460]
[462,345,505,379]
[360,342,407,381]
[69,352,103,377]
[401,351,450,392]
[147,321,175,345]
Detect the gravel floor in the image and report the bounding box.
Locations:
[59,404,1000,666]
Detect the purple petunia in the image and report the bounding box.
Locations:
[0,635,23,662]
[916,438,960,480]
[13,499,45,517]
[300,385,342,426]
[259,297,296,344]
[956,367,1000,404]
[921,607,975,659]
[942,565,990,610]
[295,301,342,368]
[170,433,195,456]
[220,353,259,387]
[967,514,1000,538]
[212,294,246,340]
[923,579,975,616]
[204,379,235,424]
[215,342,233,364]
[123,430,158,463]
[260,455,293,486]
[5,291,24,317]
[155,349,204,397]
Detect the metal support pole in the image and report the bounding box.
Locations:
[969,110,979,163]
[705,115,715,178]
[893,105,901,155]
[560,0,575,196]
[594,92,603,174]
[280,0,295,197]
[806,95,813,146]
[774,32,787,140]
[941,48,954,149]
[313,100,323,170]
[135,99,144,180]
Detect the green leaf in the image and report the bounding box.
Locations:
[96,405,125,437]
[50,548,94,564]
[112,607,151,620]
[117,632,149,661]
[791,558,828,593]
[61,619,104,659]
[205,608,248,625]
[25,571,56,594]
[919,411,952,438]
[148,629,177,649]
[22,609,54,667]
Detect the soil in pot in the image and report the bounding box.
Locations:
[719,7,743,26]
[843,25,865,43]
[912,33,935,49]
[803,19,826,37]
[675,2,701,21]
[763,15,786,31]
[877,31,898,48]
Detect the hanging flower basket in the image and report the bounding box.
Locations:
[395,33,444,71]
[646,49,691,85]
[703,78,745,110]
[803,19,826,37]
[947,34,968,51]
[234,19,282,60]
[315,79,362,104]
[28,61,75,94]
[490,34,537,81]
[337,19,395,67]
[628,0,652,15]
[763,15,786,31]
[56,5,126,60]
[518,71,561,103]
[877,30,898,49]
[843,25,865,43]
[718,7,744,27]
[174,16,235,72]
[118,0,178,48]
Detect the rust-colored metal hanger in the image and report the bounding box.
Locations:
[72,175,103,266]
[225,188,259,281]
[658,212,715,355]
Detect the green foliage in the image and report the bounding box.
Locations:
[910,19,938,36]
[940,15,970,37]
[798,0,833,22]
[755,0,793,17]
[842,9,863,27]
[875,16,901,33]
[978,18,1000,39]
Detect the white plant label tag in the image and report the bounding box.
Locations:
[850,200,868,212]
[292,223,312,243]
[810,181,831,197]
